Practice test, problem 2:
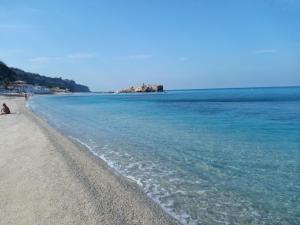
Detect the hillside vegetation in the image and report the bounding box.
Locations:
[0,61,90,92]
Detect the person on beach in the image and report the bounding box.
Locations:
[1,103,11,115]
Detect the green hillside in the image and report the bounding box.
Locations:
[0,61,90,92]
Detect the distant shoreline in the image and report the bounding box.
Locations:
[165,85,300,92]
[92,85,300,93]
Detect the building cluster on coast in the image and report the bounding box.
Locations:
[0,80,70,96]
[0,61,90,95]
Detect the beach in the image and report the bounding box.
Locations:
[0,96,179,225]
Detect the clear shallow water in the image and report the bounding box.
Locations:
[29,87,300,225]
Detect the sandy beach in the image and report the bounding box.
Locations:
[0,96,179,225]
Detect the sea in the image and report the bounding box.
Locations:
[29,87,300,225]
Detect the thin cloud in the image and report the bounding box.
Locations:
[128,54,153,60]
[22,6,43,14]
[67,53,95,59]
[0,49,22,57]
[30,56,61,64]
[30,53,96,64]
[179,57,189,61]
[254,49,277,54]
[0,24,32,30]
[264,0,299,8]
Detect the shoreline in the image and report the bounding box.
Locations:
[0,96,179,225]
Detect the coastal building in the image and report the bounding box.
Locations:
[50,87,70,94]
[6,80,51,94]
[0,87,6,94]
[32,85,51,94]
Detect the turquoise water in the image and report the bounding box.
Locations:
[29,87,300,225]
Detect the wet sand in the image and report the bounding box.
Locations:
[0,96,179,225]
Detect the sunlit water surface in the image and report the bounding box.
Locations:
[29,87,300,225]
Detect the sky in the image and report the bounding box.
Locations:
[0,0,300,91]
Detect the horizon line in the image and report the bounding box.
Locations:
[92,85,300,93]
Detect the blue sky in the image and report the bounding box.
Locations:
[0,0,299,91]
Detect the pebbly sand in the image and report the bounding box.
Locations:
[0,96,179,225]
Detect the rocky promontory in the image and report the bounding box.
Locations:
[118,83,164,93]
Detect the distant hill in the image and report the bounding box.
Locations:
[0,61,90,92]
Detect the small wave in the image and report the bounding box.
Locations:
[68,135,196,225]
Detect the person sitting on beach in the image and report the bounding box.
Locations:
[1,103,11,115]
